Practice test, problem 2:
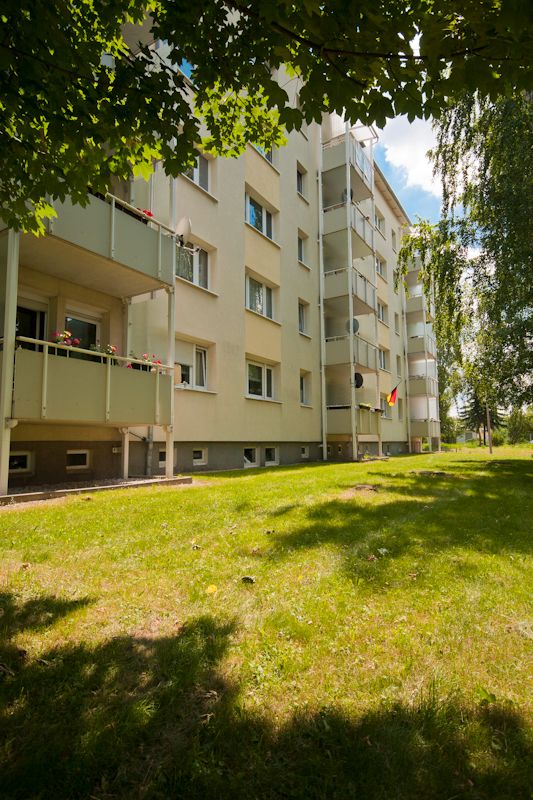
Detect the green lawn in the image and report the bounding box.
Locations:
[1,449,532,799]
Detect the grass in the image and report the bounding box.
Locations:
[0,448,532,799]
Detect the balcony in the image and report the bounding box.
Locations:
[406,291,435,321]
[323,268,376,315]
[323,203,374,258]
[325,335,378,371]
[9,338,172,427]
[11,193,175,298]
[322,132,373,201]
[407,335,437,357]
[408,376,439,396]
[326,406,380,436]
[410,419,441,438]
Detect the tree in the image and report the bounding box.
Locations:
[399,92,533,408]
[459,381,503,446]
[2,0,533,232]
[507,407,533,444]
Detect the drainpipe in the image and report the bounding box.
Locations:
[146,425,153,476]
[345,123,358,461]
[165,285,176,478]
[317,129,328,462]
[401,281,412,452]
[0,231,19,495]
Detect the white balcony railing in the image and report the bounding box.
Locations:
[11,337,172,426]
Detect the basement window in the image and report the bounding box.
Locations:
[9,452,33,473]
[66,450,90,470]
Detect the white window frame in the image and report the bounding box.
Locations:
[300,446,309,460]
[396,354,402,376]
[243,446,258,468]
[246,360,274,400]
[254,144,274,164]
[375,255,387,280]
[300,372,310,405]
[264,446,279,466]
[175,344,208,389]
[8,451,33,474]
[296,167,305,197]
[192,447,208,466]
[298,301,308,334]
[246,274,274,320]
[392,230,397,252]
[297,235,305,263]
[64,311,101,348]
[374,209,385,235]
[394,312,400,334]
[378,348,389,371]
[66,449,90,471]
[380,395,392,419]
[184,153,209,191]
[377,301,388,325]
[245,193,273,240]
[176,245,209,290]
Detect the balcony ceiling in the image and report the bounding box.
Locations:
[19,233,165,299]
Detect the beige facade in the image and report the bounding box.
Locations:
[0,106,440,492]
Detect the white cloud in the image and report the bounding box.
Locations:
[377,116,441,198]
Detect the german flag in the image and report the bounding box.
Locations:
[387,384,400,407]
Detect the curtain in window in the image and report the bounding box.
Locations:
[195,348,207,387]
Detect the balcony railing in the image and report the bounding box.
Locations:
[11,337,172,426]
[349,136,373,185]
[352,268,376,310]
[351,204,374,250]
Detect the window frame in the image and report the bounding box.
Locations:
[246,274,274,320]
[375,255,387,280]
[298,301,309,335]
[378,348,389,371]
[264,446,279,466]
[192,447,208,466]
[176,244,209,290]
[380,395,392,419]
[243,446,258,468]
[300,446,310,460]
[175,344,208,389]
[184,153,209,191]
[299,371,311,405]
[374,209,385,235]
[377,301,388,325]
[245,193,273,240]
[8,451,33,474]
[66,449,90,471]
[246,360,275,400]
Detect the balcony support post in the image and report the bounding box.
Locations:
[345,123,358,461]
[0,230,20,495]
[120,427,129,480]
[165,285,175,478]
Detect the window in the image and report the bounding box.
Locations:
[398,399,404,420]
[176,245,209,289]
[193,448,208,466]
[300,446,309,460]
[377,301,388,325]
[175,344,207,389]
[380,395,392,419]
[298,301,308,334]
[64,315,99,350]
[195,347,207,388]
[184,153,209,191]
[66,449,90,470]
[396,354,402,376]
[392,230,397,251]
[9,452,32,473]
[374,209,385,235]
[246,275,273,319]
[296,166,305,196]
[244,447,258,468]
[245,194,273,239]
[394,312,400,334]
[265,446,278,466]
[300,371,311,405]
[247,361,274,400]
[375,256,387,280]
[297,235,305,263]
[393,269,399,294]
[255,145,273,164]
[378,348,389,370]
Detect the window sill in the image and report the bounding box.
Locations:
[376,228,386,240]
[299,331,312,340]
[179,174,218,202]
[300,403,313,409]
[378,319,389,328]
[245,307,282,326]
[175,386,217,395]
[377,273,388,284]
[298,259,311,271]
[297,191,309,205]
[175,275,219,297]
[244,221,280,248]
[245,395,282,405]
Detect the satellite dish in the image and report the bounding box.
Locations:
[175,216,192,240]
[345,317,360,334]
[354,372,364,388]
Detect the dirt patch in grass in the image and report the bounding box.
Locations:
[339,484,379,500]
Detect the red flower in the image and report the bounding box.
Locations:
[72,338,80,346]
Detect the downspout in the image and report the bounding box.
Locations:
[317,129,328,461]
[401,280,412,452]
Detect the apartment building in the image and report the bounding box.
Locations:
[0,102,440,493]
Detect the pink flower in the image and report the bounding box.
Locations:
[72,338,80,346]
[142,353,148,360]
[126,363,133,369]
[64,338,72,346]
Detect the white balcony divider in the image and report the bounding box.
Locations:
[349,135,373,185]
[350,204,374,250]
[352,269,376,310]
[353,335,378,370]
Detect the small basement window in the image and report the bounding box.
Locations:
[265,446,278,466]
[9,452,32,473]
[66,449,90,470]
[300,446,309,460]
[243,447,258,468]
[193,448,208,466]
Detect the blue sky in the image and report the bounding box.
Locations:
[373,116,442,225]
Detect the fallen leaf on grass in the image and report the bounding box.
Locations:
[206,585,217,594]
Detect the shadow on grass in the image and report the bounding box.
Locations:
[266,458,532,586]
[0,594,531,799]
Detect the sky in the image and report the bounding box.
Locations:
[373,116,442,225]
